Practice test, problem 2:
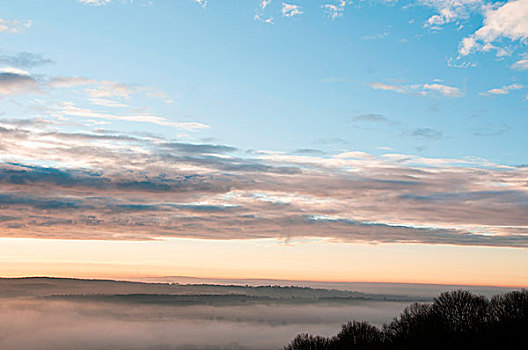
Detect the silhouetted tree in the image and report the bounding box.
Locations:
[284,289,528,350]
[487,289,528,348]
[383,302,437,347]
[283,333,332,350]
[332,321,383,349]
[431,290,489,335]
[489,289,528,324]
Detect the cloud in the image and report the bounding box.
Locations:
[48,76,96,88]
[459,0,528,56]
[473,123,510,137]
[78,0,111,5]
[85,81,134,99]
[418,0,483,28]
[447,57,478,68]
[163,142,237,154]
[89,98,130,108]
[48,76,174,105]
[0,19,32,33]
[254,14,274,23]
[422,83,464,97]
[334,151,373,159]
[282,3,303,17]
[0,123,526,247]
[370,82,408,94]
[0,52,53,68]
[323,0,349,20]
[194,0,207,8]
[49,78,136,99]
[293,149,326,155]
[404,128,443,140]
[352,113,393,125]
[0,193,82,210]
[370,82,463,97]
[254,1,274,23]
[511,59,528,70]
[480,83,524,95]
[56,103,209,130]
[361,32,389,40]
[0,68,41,95]
[261,0,272,10]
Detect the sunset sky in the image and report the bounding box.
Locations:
[0,0,527,286]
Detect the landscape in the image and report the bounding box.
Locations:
[0,277,523,349]
[0,0,527,349]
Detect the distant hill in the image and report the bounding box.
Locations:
[0,277,427,304]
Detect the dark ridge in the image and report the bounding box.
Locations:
[42,293,424,306]
[0,277,425,302]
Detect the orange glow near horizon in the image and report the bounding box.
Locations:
[0,237,526,287]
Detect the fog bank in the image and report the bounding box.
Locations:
[0,298,408,350]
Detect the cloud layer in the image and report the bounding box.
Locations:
[0,119,526,247]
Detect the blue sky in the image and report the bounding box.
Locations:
[2,0,526,163]
[0,0,527,284]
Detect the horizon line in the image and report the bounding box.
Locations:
[2,275,526,289]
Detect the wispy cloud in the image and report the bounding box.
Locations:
[85,81,134,99]
[419,0,483,29]
[352,113,394,125]
[78,0,112,6]
[56,103,209,130]
[261,0,271,10]
[0,52,53,68]
[447,57,477,69]
[48,76,96,88]
[361,32,389,40]
[282,3,303,17]
[370,82,463,97]
[89,98,130,108]
[48,76,175,105]
[480,83,524,95]
[370,82,408,94]
[322,0,349,20]
[254,0,273,23]
[404,127,443,140]
[0,18,32,33]
[77,0,138,6]
[511,59,528,70]
[473,123,510,137]
[254,14,274,24]
[194,0,207,8]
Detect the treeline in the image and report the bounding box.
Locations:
[284,289,528,350]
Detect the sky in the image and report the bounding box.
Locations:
[0,0,527,286]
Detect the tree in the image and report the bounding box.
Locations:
[489,289,528,324]
[383,302,437,346]
[283,333,331,350]
[283,289,528,350]
[432,290,489,334]
[487,289,528,347]
[332,321,383,349]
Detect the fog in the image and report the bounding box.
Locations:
[0,298,408,350]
